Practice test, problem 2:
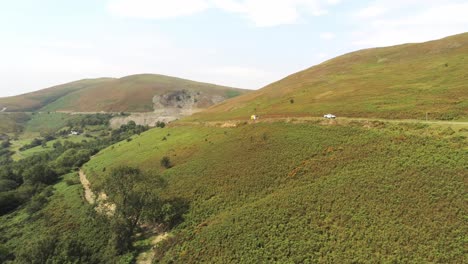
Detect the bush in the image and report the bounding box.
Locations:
[156,121,166,128]
[0,192,22,215]
[160,156,172,169]
[65,178,80,186]
[0,179,18,192]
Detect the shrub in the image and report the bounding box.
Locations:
[0,192,21,215]
[160,156,172,169]
[65,178,79,186]
[156,121,166,128]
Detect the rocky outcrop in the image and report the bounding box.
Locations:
[109,90,228,128]
[153,90,224,112]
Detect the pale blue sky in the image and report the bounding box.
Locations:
[1,0,467,96]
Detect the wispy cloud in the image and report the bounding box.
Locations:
[107,0,341,27]
[351,1,468,47]
[212,0,333,27]
[108,0,210,19]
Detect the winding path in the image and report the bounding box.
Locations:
[79,169,96,204]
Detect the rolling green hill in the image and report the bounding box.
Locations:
[191,33,468,121]
[0,78,115,112]
[82,120,467,263]
[0,74,249,113]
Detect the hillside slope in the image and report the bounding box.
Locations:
[192,33,468,121]
[83,121,466,263]
[0,74,249,113]
[0,78,115,112]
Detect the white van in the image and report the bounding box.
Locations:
[323,114,336,119]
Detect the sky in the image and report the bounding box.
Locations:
[0,0,467,97]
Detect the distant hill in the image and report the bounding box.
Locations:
[0,78,114,112]
[193,33,468,121]
[0,74,249,113]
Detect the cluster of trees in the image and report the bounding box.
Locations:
[1,165,188,263]
[19,137,49,151]
[0,143,88,215]
[111,121,148,140]
[0,121,150,216]
[66,113,113,128]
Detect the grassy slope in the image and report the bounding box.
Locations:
[23,113,81,134]
[0,113,30,134]
[192,33,468,121]
[0,78,115,112]
[41,74,249,112]
[84,121,467,263]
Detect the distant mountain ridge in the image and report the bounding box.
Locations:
[192,33,468,121]
[0,74,249,113]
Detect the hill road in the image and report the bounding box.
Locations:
[176,116,468,128]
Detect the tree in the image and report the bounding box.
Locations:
[104,166,165,254]
[22,163,58,185]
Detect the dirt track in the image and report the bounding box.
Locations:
[79,170,96,204]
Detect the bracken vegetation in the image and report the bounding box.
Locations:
[83,121,467,263]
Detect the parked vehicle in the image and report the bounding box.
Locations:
[323,114,336,119]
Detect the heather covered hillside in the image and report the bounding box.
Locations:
[81,120,467,263]
[193,33,468,121]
